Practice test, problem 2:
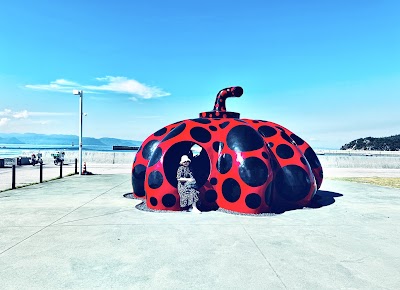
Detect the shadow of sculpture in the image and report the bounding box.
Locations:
[308,190,343,208]
[270,190,343,214]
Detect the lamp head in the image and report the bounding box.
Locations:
[73,90,82,95]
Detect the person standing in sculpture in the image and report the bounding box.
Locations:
[176,155,201,213]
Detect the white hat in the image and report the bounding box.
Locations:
[180,155,191,165]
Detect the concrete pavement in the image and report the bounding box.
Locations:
[0,173,400,289]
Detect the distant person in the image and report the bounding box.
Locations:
[176,155,201,213]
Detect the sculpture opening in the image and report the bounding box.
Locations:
[163,141,211,189]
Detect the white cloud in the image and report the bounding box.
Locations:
[54,79,79,86]
[0,109,12,116]
[0,118,10,126]
[29,112,74,117]
[25,76,170,99]
[0,109,73,121]
[25,79,79,93]
[13,110,29,119]
[0,109,75,119]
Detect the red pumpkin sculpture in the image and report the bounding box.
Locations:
[132,87,323,214]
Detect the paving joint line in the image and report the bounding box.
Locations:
[0,179,128,256]
[242,225,287,289]
[53,209,134,225]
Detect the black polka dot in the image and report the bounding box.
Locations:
[276,144,294,159]
[213,141,224,152]
[205,190,217,202]
[142,140,159,160]
[162,194,176,207]
[217,153,232,174]
[132,164,146,179]
[190,127,212,143]
[227,125,264,152]
[245,193,261,209]
[258,126,277,138]
[290,133,305,145]
[219,121,230,129]
[234,118,246,123]
[222,178,241,202]
[262,152,269,159]
[239,157,269,187]
[210,178,218,185]
[209,125,217,131]
[148,147,162,167]
[264,182,273,206]
[281,131,293,144]
[268,142,274,148]
[319,169,324,180]
[154,127,167,137]
[132,164,146,197]
[275,165,311,201]
[162,123,186,142]
[150,197,158,206]
[252,120,259,123]
[300,157,307,165]
[276,126,285,132]
[304,147,321,169]
[192,118,211,124]
[148,170,163,189]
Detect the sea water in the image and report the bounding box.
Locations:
[0,144,129,158]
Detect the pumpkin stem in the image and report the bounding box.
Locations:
[199,86,243,118]
[213,86,243,112]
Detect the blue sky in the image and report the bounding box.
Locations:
[0,0,399,149]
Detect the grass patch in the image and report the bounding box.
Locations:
[331,177,400,188]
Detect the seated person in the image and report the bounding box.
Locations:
[176,155,201,213]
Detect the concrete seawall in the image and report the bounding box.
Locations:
[23,151,137,165]
[23,150,400,169]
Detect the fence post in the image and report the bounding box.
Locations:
[12,165,16,189]
[75,158,78,174]
[60,161,63,178]
[40,163,43,183]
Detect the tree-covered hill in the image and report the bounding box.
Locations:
[341,134,400,151]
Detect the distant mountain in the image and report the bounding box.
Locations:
[0,137,25,144]
[0,133,141,147]
[341,134,400,151]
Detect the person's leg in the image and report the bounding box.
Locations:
[192,202,201,213]
[179,186,189,211]
[191,188,201,213]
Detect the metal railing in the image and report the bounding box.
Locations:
[1,159,78,191]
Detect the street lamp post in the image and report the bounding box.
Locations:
[73,90,83,175]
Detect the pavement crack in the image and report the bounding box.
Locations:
[242,225,287,289]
